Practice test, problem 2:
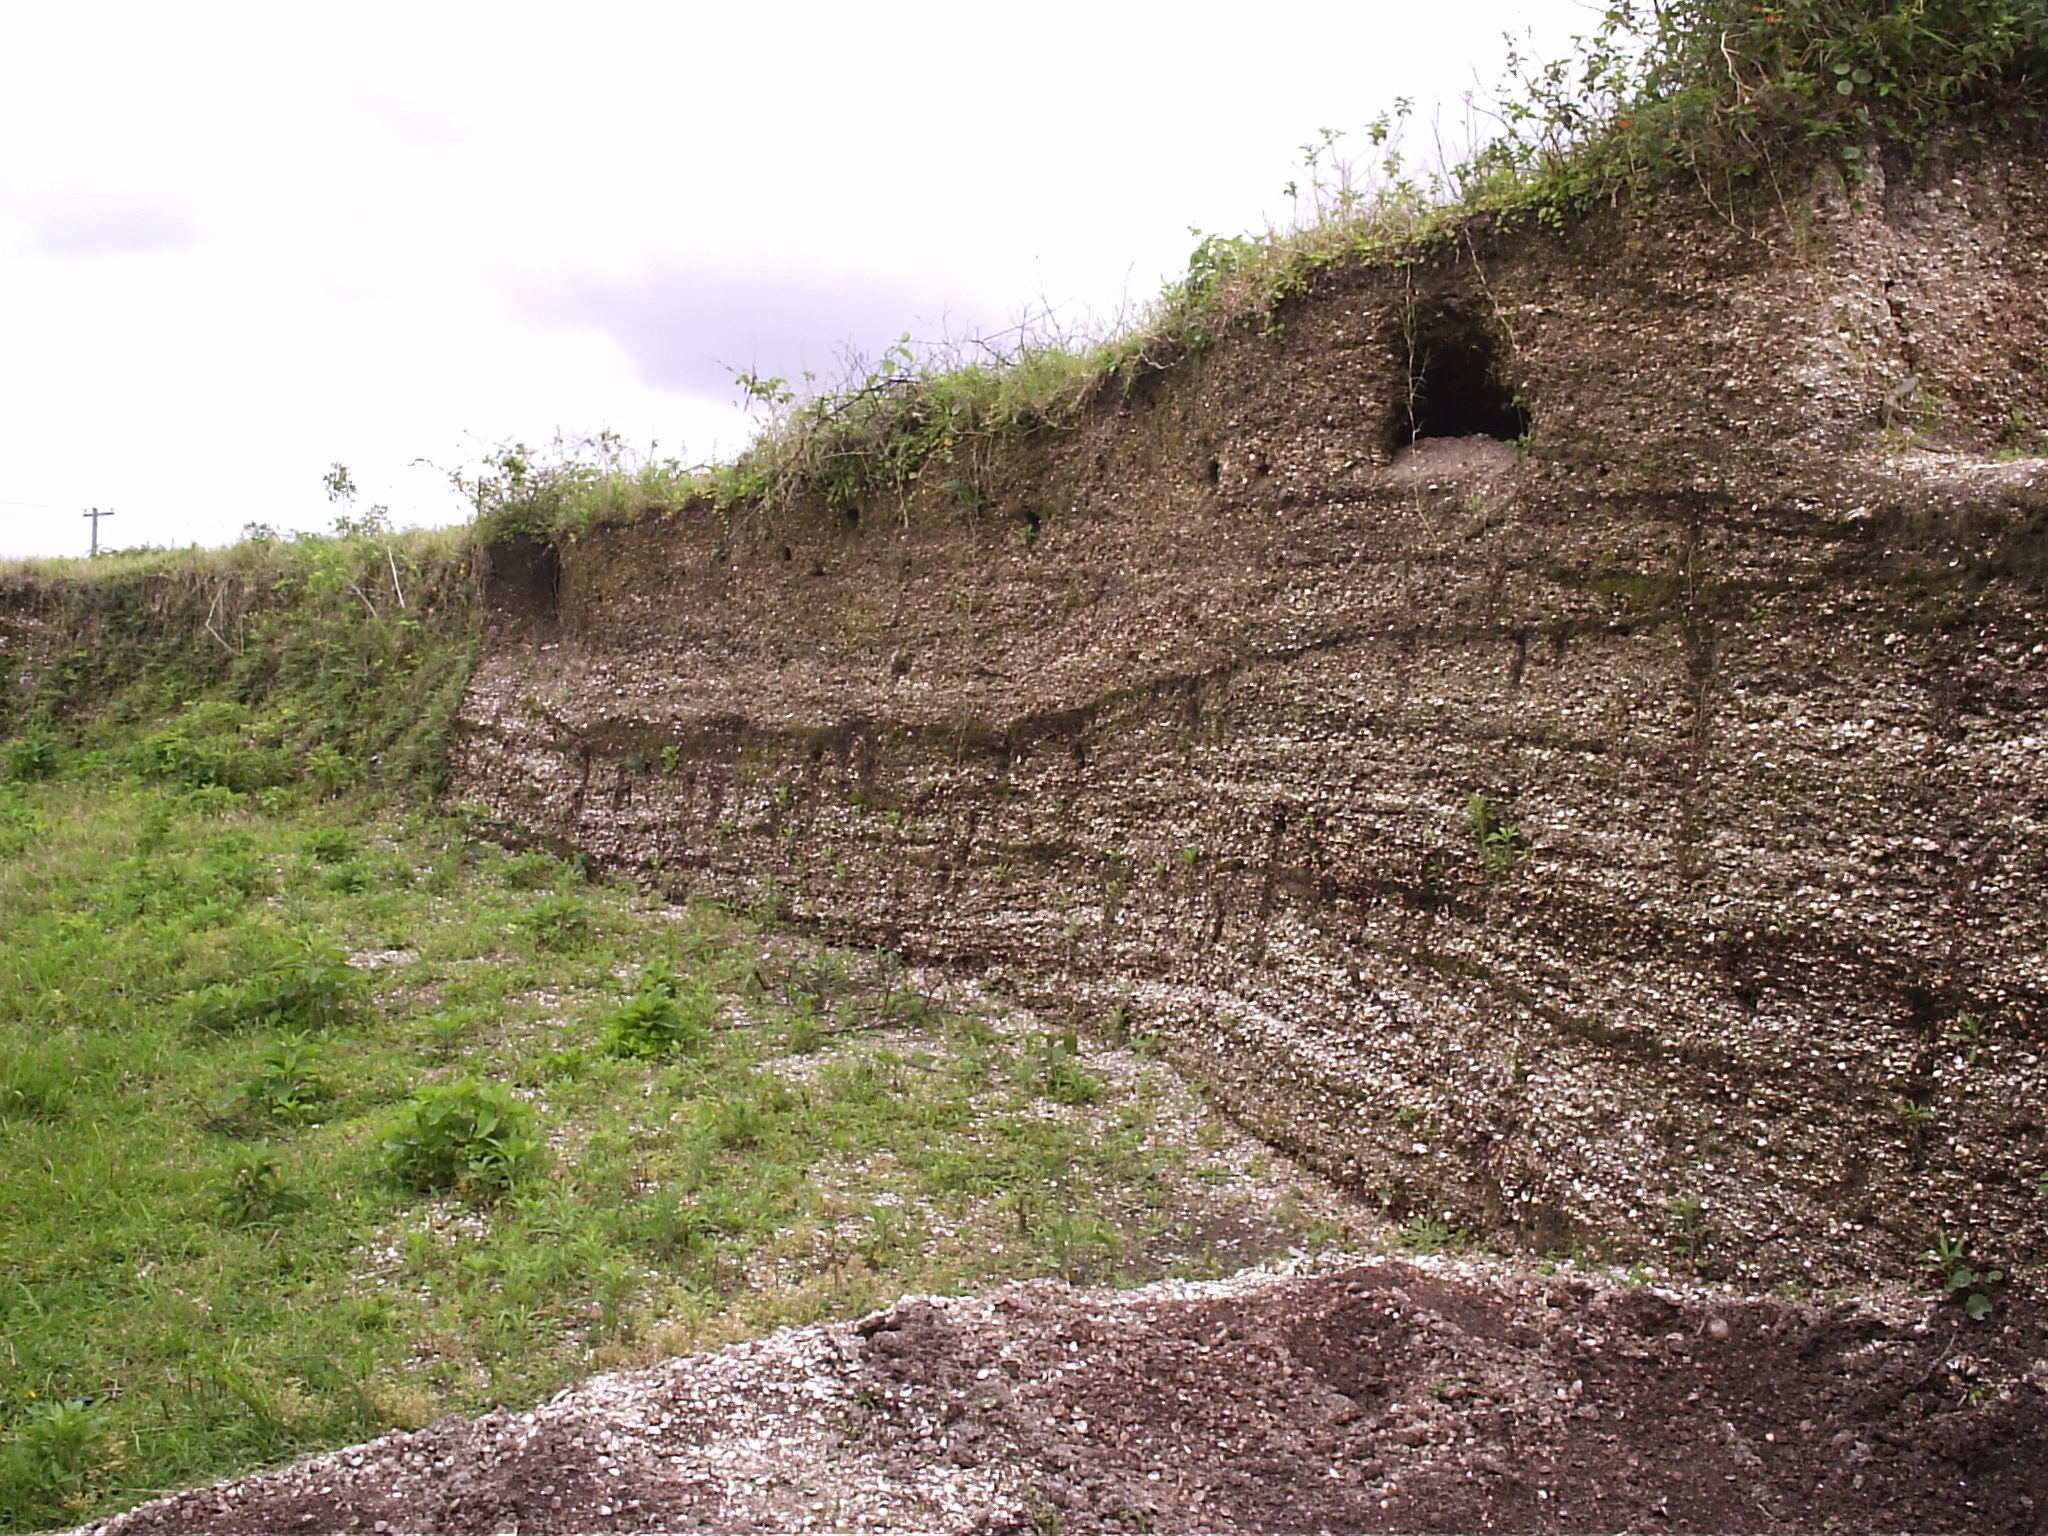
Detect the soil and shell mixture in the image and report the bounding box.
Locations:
[453,148,2048,1290]
[82,1258,2047,1535]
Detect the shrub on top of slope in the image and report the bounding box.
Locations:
[1471,0,2048,222]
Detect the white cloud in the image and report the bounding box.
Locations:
[27,193,200,257]
[514,257,1007,398]
[0,0,1588,558]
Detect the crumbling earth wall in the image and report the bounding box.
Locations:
[453,148,2048,1288]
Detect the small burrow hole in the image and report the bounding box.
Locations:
[1397,310,1529,447]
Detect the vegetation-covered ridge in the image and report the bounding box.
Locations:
[0,522,477,802]
[467,0,2048,545]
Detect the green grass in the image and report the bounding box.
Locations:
[0,525,476,803]
[0,768,1356,1528]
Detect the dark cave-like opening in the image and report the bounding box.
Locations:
[1397,317,1529,446]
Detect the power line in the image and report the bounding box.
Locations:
[83,507,116,556]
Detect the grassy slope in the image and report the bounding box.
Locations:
[0,534,1366,1530]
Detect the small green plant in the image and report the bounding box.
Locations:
[0,1050,72,1122]
[1665,1194,1714,1268]
[857,1203,918,1267]
[1463,792,1528,878]
[1398,1214,1471,1254]
[188,940,367,1034]
[384,1078,543,1196]
[518,894,593,952]
[212,1153,308,1227]
[1039,1208,1122,1284]
[1946,1012,1991,1062]
[750,876,787,927]
[597,965,718,1059]
[1023,1031,1101,1105]
[1183,229,1257,302]
[522,1045,589,1083]
[232,1036,331,1125]
[1921,1231,2005,1321]
[700,1089,776,1151]
[1101,998,1138,1046]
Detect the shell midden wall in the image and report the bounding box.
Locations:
[455,152,2048,1286]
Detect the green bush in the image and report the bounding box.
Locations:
[188,941,367,1034]
[384,1078,543,1195]
[198,832,274,899]
[2,731,60,783]
[137,711,293,795]
[598,968,718,1059]
[0,794,40,857]
[301,825,359,864]
[502,850,566,891]
[212,1154,308,1227]
[696,1077,791,1150]
[519,895,593,952]
[0,1397,108,1523]
[1474,0,2048,220]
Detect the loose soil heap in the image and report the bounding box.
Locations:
[83,1259,2047,1534]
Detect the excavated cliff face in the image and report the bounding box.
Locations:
[454,148,2048,1288]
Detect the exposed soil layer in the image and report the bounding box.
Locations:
[451,148,2048,1287]
[85,1261,2048,1535]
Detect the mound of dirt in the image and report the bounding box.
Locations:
[83,1259,2045,1534]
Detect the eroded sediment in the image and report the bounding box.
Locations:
[453,151,2048,1286]
[81,1261,2048,1534]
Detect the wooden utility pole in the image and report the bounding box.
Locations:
[83,506,114,556]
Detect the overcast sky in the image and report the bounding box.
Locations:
[0,1,1587,558]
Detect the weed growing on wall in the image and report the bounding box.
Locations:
[1463,791,1530,879]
